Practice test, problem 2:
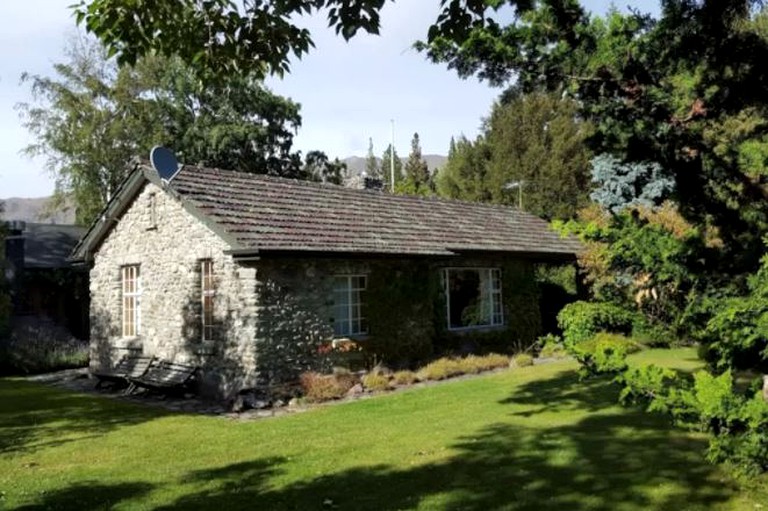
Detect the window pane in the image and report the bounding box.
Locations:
[333,276,348,292]
[447,269,483,328]
[122,265,141,337]
[332,275,367,336]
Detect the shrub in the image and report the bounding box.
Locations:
[577,332,642,355]
[539,343,567,359]
[417,357,466,381]
[299,372,354,402]
[557,301,636,346]
[510,353,534,367]
[361,372,391,392]
[632,318,674,348]
[568,332,639,378]
[537,334,568,359]
[618,366,768,475]
[391,370,418,386]
[0,321,89,375]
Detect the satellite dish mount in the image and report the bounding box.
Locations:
[149,146,181,182]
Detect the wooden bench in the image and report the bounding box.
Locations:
[128,360,198,395]
[93,355,154,390]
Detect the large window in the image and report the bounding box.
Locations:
[201,259,215,341]
[333,275,367,337]
[121,265,141,337]
[444,268,503,330]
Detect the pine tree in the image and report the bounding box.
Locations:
[364,138,380,179]
[400,132,431,196]
[380,144,403,191]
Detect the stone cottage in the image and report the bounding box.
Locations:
[71,162,580,398]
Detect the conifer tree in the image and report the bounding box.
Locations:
[364,137,380,179]
[380,144,403,191]
[400,133,431,196]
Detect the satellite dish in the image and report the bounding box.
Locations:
[149,146,181,182]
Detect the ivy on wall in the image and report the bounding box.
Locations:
[366,260,438,366]
[366,258,542,364]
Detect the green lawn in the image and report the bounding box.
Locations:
[1,348,766,510]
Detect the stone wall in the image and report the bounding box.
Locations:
[90,180,542,398]
[251,256,540,372]
[89,181,259,398]
[252,258,369,383]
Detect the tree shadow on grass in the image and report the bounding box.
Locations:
[154,369,738,511]
[499,368,618,417]
[5,368,745,510]
[14,482,154,511]
[0,379,165,455]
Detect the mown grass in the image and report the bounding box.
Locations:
[1,348,766,510]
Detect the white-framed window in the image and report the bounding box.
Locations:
[333,275,368,337]
[443,268,503,330]
[121,265,141,337]
[201,259,215,341]
[147,193,157,230]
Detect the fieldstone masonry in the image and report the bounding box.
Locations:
[90,182,378,399]
[87,173,552,400]
[90,182,258,398]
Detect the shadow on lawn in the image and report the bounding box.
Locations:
[12,369,741,510]
[150,370,736,511]
[14,482,154,511]
[0,380,164,455]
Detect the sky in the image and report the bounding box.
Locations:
[0,0,633,198]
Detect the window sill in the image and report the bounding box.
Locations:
[446,324,506,335]
[115,337,143,350]
[195,341,217,356]
[332,335,369,343]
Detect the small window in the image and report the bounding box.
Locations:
[201,260,215,341]
[333,275,367,337]
[147,193,157,230]
[121,265,141,337]
[444,268,503,330]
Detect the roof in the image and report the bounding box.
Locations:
[72,163,581,261]
[170,165,580,257]
[10,223,86,269]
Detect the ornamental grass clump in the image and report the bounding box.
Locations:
[299,372,354,402]
[461,354,511,373]
[510,353,534,368]
[361,372,391,392]
[417,357,465,381]
[391,370,418,386]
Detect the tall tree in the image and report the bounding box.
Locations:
[380,144,404,191]
[73,0,520,83]
[422,2,768,270]
[485,92,592,219]
[18,38,159,224]
[365,137,380,179]
[18,38,305,225]
[435,135,492,203]
[399,132,431,196]
[301,150,347,185]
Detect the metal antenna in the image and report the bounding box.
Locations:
[390,119,395,192]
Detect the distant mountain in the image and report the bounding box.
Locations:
[342,154,447,176]
[0,197,76,225]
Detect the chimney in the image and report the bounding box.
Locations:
[4,221,26,281]
[363,177,384,191]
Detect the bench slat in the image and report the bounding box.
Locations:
[129,359,198,392]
